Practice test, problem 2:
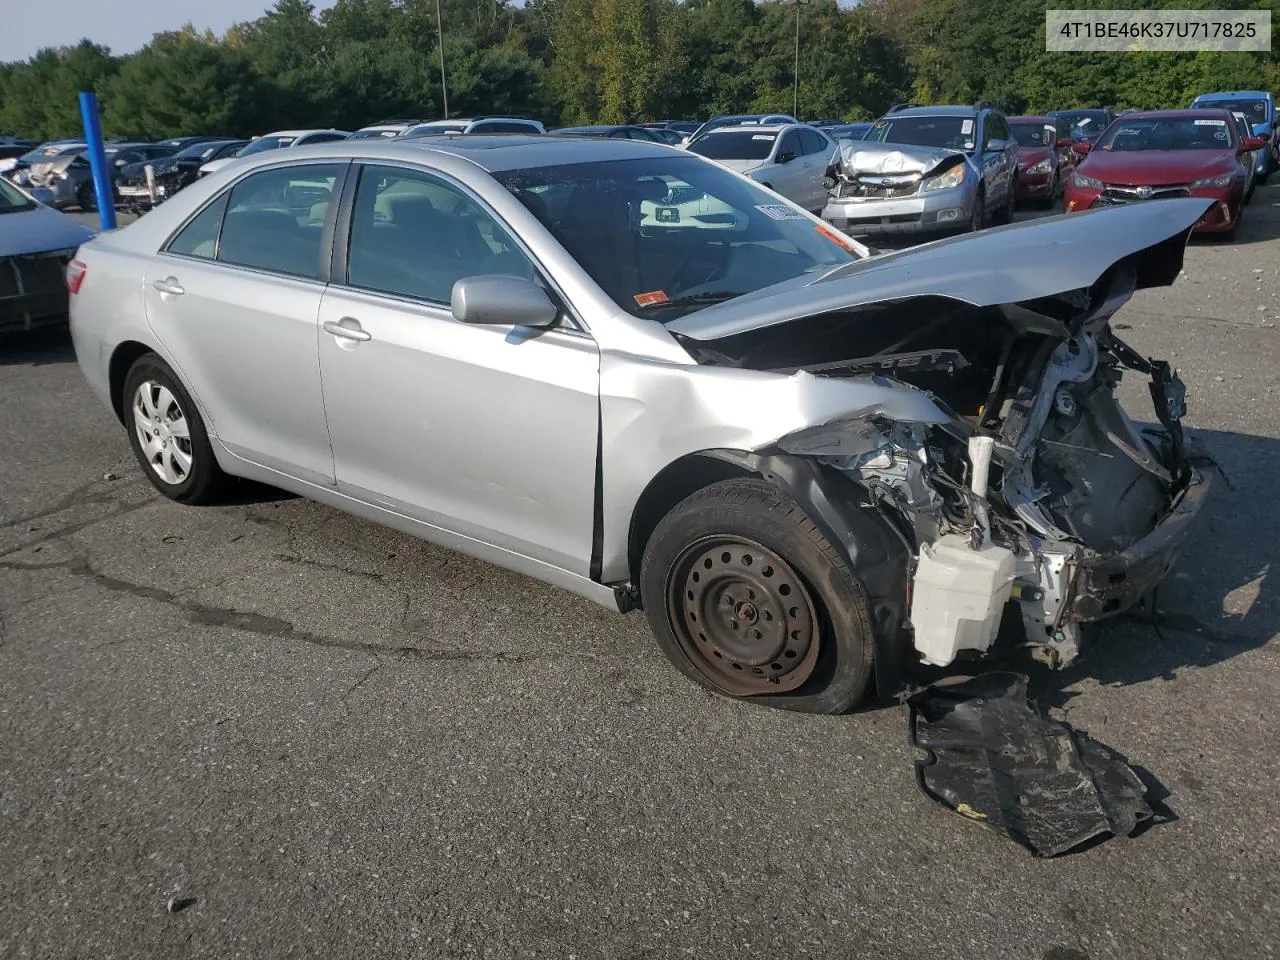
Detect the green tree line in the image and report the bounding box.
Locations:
[1,0,1277,140]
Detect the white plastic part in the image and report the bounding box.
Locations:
[910,533,1017,667]
[967,434,995,546]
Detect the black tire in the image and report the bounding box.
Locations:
[76,181,97,212]
[994,181,1015,224]
[640,479,875,714]
[968,190,985,231]
[122,354,228,504]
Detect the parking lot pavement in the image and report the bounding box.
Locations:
[4,193,1279,959]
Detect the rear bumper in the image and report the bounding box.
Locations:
[1070,463,1212,621]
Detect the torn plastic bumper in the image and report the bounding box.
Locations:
[908,673,1153,856]
[1072,461,1212,621]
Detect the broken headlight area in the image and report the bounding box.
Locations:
[684,267,1212,675]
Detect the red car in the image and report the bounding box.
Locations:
[1008,115,1076,208]
[1063,109,1266,237]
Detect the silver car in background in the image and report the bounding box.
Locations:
[822,105,1018,236]
[69,136,1211,713]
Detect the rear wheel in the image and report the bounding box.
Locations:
[640,479,875,714]
[123,355,228,504]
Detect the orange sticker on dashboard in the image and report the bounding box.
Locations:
[816,224,858,252]
[634,290,670,307]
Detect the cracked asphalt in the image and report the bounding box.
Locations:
[2,193,1279,959]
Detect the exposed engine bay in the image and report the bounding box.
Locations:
[675,259,1211,671]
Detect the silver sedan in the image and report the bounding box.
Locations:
[69,136,1212,712]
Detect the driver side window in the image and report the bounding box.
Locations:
[345,165,536,304]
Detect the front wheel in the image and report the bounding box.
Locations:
[640,479,875,714]
[968,190,985,231]
[123,354,228,504]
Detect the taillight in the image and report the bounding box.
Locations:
[66,259,87,295]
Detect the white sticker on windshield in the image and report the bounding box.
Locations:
[961,119,973,135]
[963,141,974,150]
[755,204,805,220]
[752,134,776,141]
[1194,119,1226,126]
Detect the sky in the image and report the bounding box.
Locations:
[2,0,339,63]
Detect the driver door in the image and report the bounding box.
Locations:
[315,163,602,575]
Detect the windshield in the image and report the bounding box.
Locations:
[1010,123,1054,147]
[1096,116,1235,152]
[170,141,218,160]
[1051,111,1110,139]
[493,156,857,321]
[238,135,297,157]
[1193,99,1268,122]
[865,116,973,150]
[687,131,777,160]
[0,177,37,213]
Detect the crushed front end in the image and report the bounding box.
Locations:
[670,203,1215,676]
[821,142,977,236]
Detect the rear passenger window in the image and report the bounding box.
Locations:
[345,165,535,304]
[216,163,344,279]
[798,128,827,154]
[167,192,229,259]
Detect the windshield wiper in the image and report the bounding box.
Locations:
[639,291,742,313]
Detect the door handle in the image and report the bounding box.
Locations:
[153,277,184,296]
[323,318,372,342]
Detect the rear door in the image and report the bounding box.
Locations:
[315,162,601,573]
[142,160,348,485]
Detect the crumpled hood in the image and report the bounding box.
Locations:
[0,202,95,258]
[834,141,964,176]
[668,197,1212,342]
[30,155,81,178]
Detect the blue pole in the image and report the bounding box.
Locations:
[77,91,117,231]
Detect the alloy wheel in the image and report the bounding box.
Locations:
[132,380,194,485]
[665,535,821,695]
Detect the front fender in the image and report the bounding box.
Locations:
[698,449,913,702]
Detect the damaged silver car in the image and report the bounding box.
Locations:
[822,104,1019,237]
[68,136,1211,713]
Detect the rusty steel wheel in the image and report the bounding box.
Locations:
[665,535,821,696]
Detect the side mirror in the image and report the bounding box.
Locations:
[776,150,796,164]
[1055,137,1074,149]
[1072,141,1092,155]
[451,275,558,328]
[984,138,1008,152]
[1241,136,1267,152]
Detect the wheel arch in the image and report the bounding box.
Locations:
[625,448,915,701]
[108,340,158,424]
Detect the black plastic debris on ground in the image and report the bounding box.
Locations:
[907,672,1153,857]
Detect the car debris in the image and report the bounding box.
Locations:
[907,673,1153,856]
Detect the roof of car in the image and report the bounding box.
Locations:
[261,129,346,137]
[1192,90,1270,100]
[886,105,984,118]
[1117,109,1233,120]
[278,134,676,173]
[1008,115,1053,124]
[698,124,788,134]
